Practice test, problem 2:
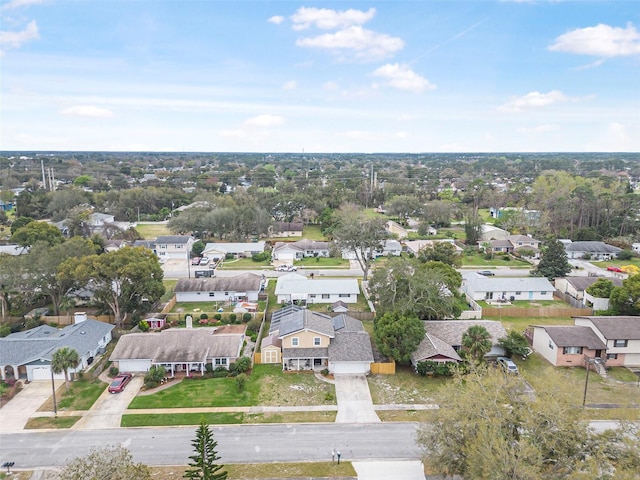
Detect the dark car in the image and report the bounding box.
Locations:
[108,373,133,393]
[478,270,495,276]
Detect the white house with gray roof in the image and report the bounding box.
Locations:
[461,272,555,302]
[275,274,359,304]
[175,273,262,302]
[202,241,266,259]
[562,241,622,260]
[155,235,194,261]
[0,315,114,381]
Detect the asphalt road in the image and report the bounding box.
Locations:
[0,423,422,468]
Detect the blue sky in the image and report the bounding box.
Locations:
[1,1,639,153]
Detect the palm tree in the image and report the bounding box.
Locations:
[461,325,492,363]
[59,295,76,324]
[51,347,80,392]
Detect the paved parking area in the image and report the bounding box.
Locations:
[0,380,62,432]
[72,375,143,429]
[334,374,380,423]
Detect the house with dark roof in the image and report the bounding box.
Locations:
[480,235,541,258]
[555,276,623,310]
[411,320,508,368]
[272,222,304,238]
[155,235,194,261]
[574,316,640,367]
[0,314,114,381]
[530,325,607,367]
[562,241,622,260]
[265,305,373,374]
[110,328,244,376]
[272,239,330,262]
[175,273,262,302]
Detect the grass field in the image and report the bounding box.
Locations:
[161,279,177,302]
[121,410,336,427]
[217,257,270,269]
[135,222,170,239]
[460,253,532,268]
[38,380,106,412]
[25,416,81,429]
[149,462,357,480]
[296,257,350,268]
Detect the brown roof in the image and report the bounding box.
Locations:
[214,324,247,335]
[412,332,462,364]
[275,222,303,232]
[574,316,640,340]
[175,273,262,293]
[539,326,607,350]
[423,320,507,347]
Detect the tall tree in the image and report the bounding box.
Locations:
[417,367,640,479]
[373,311,424,364]
[419,242,462,267]
[464,210,482,246]
[10,220,65,247]
[51,347,80,392]
[58,246,165,327]
[609,274,640,315]
[461,325,492,362]
[56,445,151,480]
[184,420,228,480]
[533,239,571,280]
[332,204,388,280]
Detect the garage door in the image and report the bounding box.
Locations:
[331,362,369,374]
[624,353,640,367]
[118,359,152,372]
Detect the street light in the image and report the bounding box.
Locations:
[582,356,602,407]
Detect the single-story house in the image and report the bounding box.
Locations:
[411,320,508,367]
[574,316,640,367]
[272,239,331,262]
[175,273,262,302]
[0,313,114,382]
[530,325,607,367]
[202,242,266,259]
[272,222,304,237]
[461,272,555,302]
[341,239,402,260]
[562,241,622,260]
[555,276,623,311]
[155,235,194,261]
[480,224,510,241]
[385,220,408,239]
[266,305,373,374]
[110,328,244,376]
[480,235,540,257]
[275,273,359,304]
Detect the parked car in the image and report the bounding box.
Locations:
[607,265,622,272]
[277,264,293,271]
[478,270,495,276]
[200,256,210,265]
[191,257,201,266]
[108,373,133,393]
[496,356,519,374]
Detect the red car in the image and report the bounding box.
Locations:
[607,266,623,272]
[108,373,133,393]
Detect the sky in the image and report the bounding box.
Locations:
[1,1,639,153]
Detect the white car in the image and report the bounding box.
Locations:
[200,256,210,265]
[497,356,519,374]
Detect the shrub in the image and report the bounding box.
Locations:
[249,333,257,343]
[618,249,633,260]
[242,312,252,323]
[321,368,330,376]
[252,252,270,262]
[230,356,251,375]
[503,255,511,261]
[200,313,209,320]
[246,318,261,334]
[483,253,493,260]
[144,365,166,388]
[416,360,437,376]
[212,366,229,378]
[138,320,149,332]
[229,313,237,323]
[0,324,10,338]
[582,253,592,260]
[214,313,222,321]
[109,366,119,377]
[236,373,247,392]
[225,253,234,260]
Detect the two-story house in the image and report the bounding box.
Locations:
[155,235,194,261]
[574,316,640,367]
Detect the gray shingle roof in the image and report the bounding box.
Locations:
[110,328,243,363]
[282,347,328,358]
[275,278,359,295]
[462,273,554,293]
[575,316,640,340]
[155,235,192,244]
[539,326,607,349]
[564,241,622,254]
[0,319,114,366]
[175,273,262,293]
[423,320,507,347]
[329,332,374,362]
[412,332,463,364]
[277,310,335,338]
[561,277,623,292]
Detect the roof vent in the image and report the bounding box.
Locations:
[80,331,86,335]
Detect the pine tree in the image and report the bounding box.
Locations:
[184,420,228,480]
[534,239,571,280]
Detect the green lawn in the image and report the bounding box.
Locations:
[302,225,326,240]
[25,416,81,429]
[121,410,336,427]
[368,365,450,405]
[607,367,640,383]
[55,380,107,411]
[135,222,170,239]
[296,257,350,268]
[217,257,270,269]
[495,316,574,332]
[161,279,177,302]
[151,462,357,479]
[128,365,335,409]
[460,253,532,268]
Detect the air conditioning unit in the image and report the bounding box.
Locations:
[509,296,515,302]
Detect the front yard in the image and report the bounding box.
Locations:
[460,253,532,268]
[37,379,107,412]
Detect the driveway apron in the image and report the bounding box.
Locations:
[334,374,380,423]
[0,380,62,432]
[353,461,426,480]
[72,375,143,430]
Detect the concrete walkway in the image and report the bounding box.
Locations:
[0,380,62,433]
[334,374,380,423]
[353,461,426,480]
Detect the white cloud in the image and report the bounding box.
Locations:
[0,20,39,51]
[60,105,114,118]
[549,23,640,57]
[244,114,284,127]
[323,81,340,91]
[1,0,44,11]
[517,124,560,134]
[296,26,404,61]
[282,80,297,90]
[498,90,571,112]
[291,7,376,31]
[372,63,435,93]
[267,15,285,25]
[395,131,409,138]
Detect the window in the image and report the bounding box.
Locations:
[215,358,227,366]
[225,292,229,296]
[541,291,547,295]
[563,346,582,355]
[607,353,618,360]
[176,245,182,249]
[613,339,628,347]
[291,337,299,346]
[322,294,330,299]
[339,293,350,298]
[309,294,316,298]
[209,292,215,297]
[515,291,521,295]
[548,340,554,350]
[313,337,321,346]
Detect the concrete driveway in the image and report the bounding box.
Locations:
[0,380,62,432]
[353,461,426,480]
[73,375,143,429]
[334,374,380,423]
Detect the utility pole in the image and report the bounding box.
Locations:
[41,159,47,190]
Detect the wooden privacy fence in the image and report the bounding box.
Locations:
[371,361,395,375]
[482,306,593,318]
